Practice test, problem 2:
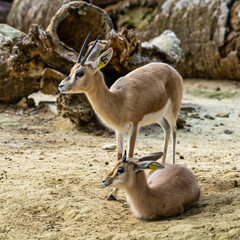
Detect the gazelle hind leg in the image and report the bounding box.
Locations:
[116,131,124,160]
[165,109,178,164]
[158,117,171,164]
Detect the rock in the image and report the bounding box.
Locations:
[16,97,28,108]
[0,23,22,38]
[180,104,198,114]
[149,30,183,64]
[16,97,35,108]
[224,129,233,135]
[233,180,238,187]
[101,144,117,150]
[0,24,42,103]
[216,113,230,118]
[188,113,200,119]
[41,68,66,95]
[103,28,182,76]
[26,98,35,108]
[56,93,96,126]
[176,115,186,129]
[204,114,215,120]
[0,24,72,103]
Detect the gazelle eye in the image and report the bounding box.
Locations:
[76,69,84,78]
[117,167,125,174]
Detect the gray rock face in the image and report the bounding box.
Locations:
[139,0,240,79]
[107,0,240,80]
[0,24,41,103]
[7,0,70,33]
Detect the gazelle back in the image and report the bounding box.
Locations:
[103,152,201,220]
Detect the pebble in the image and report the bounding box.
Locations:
[180,105,197,113]
[216,112,230,118]
[224,129,233,134]
[233,180,238,187]
[176,115,186,129]
[223,160,230,164]
[188,113,200,119]
[204,114,215,120]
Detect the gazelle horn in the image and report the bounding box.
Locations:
[80,35,100,65]
[122,150,127,162]
[77,31,91,63]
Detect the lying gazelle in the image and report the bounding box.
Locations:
[58,33,183,199]
[103,151,201,220]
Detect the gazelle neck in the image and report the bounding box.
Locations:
[125,171,152,216]
[85,72,123,126]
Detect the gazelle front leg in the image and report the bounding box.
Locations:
[107,131,124,200]
[128,123,139,158]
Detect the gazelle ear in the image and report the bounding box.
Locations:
[93,48,113,70]
[134,161,164,172]
[138,152,163,162]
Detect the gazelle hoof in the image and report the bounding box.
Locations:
[107,194,117,201]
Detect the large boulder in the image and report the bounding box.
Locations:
[0,23,76,103]
[0,24,42,103]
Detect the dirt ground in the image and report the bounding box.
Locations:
[0,79,240,240]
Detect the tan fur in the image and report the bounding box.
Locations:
[103,159,201,220]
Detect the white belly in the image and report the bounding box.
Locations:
[139,99,171,126]
[113,99,171,133]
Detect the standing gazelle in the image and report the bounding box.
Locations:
[59,33,183,198]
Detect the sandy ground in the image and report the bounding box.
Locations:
[0,79,240,240]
